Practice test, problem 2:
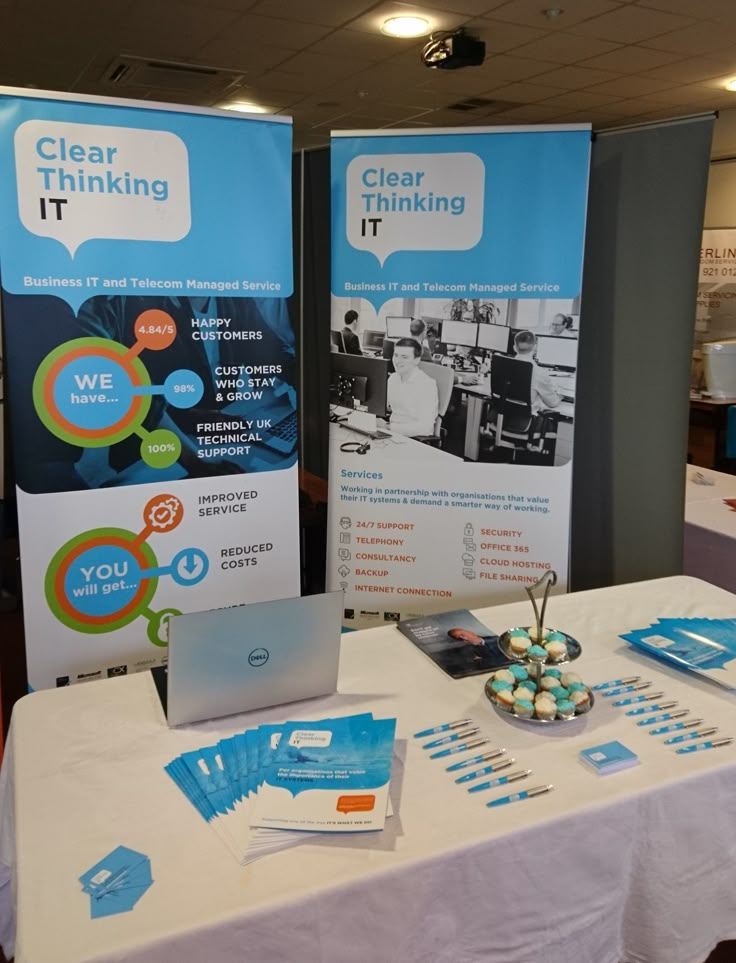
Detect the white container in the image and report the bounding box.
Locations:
[703,340,736,399]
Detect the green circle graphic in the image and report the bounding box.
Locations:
[45,527,159,634]
[33,337,152,448]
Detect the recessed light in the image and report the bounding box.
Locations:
[726,79,736,92]
[382,15,431,38]
[221,101,271,114]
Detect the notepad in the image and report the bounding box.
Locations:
[580,741,639,775]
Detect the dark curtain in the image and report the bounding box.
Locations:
[571,115,714,590]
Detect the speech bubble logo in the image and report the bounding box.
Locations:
[289,729,332,748]
[337,794,375,814]
[346,152,484,267]
[14,119,191,257]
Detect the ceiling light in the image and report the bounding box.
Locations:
[221,101,271,114]
[382,16,430,38]
[726,79,736,92]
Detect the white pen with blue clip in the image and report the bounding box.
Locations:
[446,748,506,772]
[486,784,554,808]
[614,692,664,707]
[676,738,733,754]
[601,682,652,697]
[636,710,689,727]
[624,700,676,715]
[592,676,640,691]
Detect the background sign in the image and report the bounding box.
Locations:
[0,90,299,689]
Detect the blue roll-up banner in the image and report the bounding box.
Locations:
[0,88,299,689]
[328,126,591,628]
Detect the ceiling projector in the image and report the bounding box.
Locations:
[421,30,486,70]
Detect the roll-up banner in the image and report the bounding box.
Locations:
[328,126,591,628]
[0,88,299,689]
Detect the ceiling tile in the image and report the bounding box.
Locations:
[248,0,377,26]
[111,0,242,61]
[490,102,568,121]
[421,0,511,13]
[645,56,736,84]
[308,27,412,61]
[555,106,623,123]
[569,5,695,43]
[644,21,736,55]
[578,44,684,74]
[631,0,735,18]
[512,32,622,65]
[585,75,680,98]
[419,53,561,88]
[597,96,669,116]
[482,0,624,30]
[489,81,563,103]
[200,14,332,63]
[528,64,622,89]
[541,88,623,109]
[268,51,376,85]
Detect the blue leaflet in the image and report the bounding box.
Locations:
[621,617,736,689]
[80,846,153,918]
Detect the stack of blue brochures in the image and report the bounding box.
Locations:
[621,618,736,691]
[165,712,396,865]
[79,846,153,919]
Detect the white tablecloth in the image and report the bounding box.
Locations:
[3,576,736,963]
[684,465,736,592]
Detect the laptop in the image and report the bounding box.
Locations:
[159,591,343,726]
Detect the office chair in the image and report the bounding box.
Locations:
[330,330,345,353]
[481,355,558,464]
[411,361,455,448]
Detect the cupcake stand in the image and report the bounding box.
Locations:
[485,570,595,724]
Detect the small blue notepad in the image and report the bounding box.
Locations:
[580,741,639,775]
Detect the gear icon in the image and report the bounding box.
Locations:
[146,494,183,532]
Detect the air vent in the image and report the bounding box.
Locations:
[101,56,245,95]
[446,97,517,114]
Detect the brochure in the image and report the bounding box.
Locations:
[165,712,397,863]
[397,609,511,678]
[621,617,736,691]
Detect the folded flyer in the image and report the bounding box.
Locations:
[621,617,736,690]
[397,609,510,678]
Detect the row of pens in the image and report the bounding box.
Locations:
[595,675,731,752]
[413,719,552,807]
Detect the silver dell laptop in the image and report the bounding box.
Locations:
[163,591,343,726]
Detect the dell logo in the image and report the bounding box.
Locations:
[248,648,269,667]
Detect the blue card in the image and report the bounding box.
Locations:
[580,741,638,775]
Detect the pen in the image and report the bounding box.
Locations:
[430,737,489,759]
[468,769,530,794]
[414,719,473,738]
[455,758,514,783]
[423,727,479,749]
[676,738,733,754]
[614,692,664,707]
[625,701,677,715]
[636,710,689,727]
[601,682,652,697]
[446,748,506,772]
[650,719,703,736]
[486,784,554,808]
[592,676,640,691]
[665,727,718,745]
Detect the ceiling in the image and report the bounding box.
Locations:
[3,0,736,149]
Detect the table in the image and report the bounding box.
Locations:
[684,465,736,592]
[3,576,736,963]
[330,409,462,464]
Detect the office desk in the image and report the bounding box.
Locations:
[330,409,461,464]
[2,576,736,963]
[453,375,575,461]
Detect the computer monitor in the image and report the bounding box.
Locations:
[363,329,385,350]
[442,320,479,348]
[477,324,511,353]
[535,335,578,370]
[386,316,412,339]
[330,354,389,417]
